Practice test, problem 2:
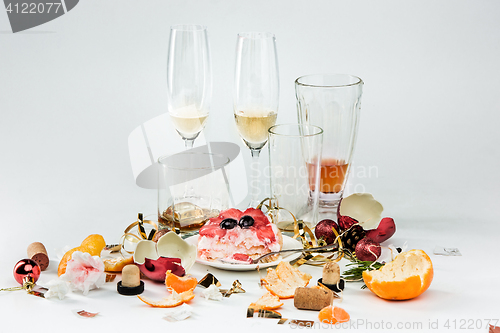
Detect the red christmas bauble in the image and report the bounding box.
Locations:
[13,259,41,285]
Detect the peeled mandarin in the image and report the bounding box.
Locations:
[57,234,106,276]
[165,271,197,294]
[362,249,433,300]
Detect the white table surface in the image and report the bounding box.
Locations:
[1,1,499,332]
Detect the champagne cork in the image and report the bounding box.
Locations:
[322,262,340,285]
[27,242,49,271]
[122,265,140,288]
[117,264,144,295]
[294,287,334,311]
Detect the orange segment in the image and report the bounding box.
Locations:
[318,306,350,324]
[362,249,433,300]
[80,234,106,256]
[276,260,312,286]
[261,261,312,299]
[165,271,197,294]
[103,256,134,272]
[249,292,284,310]
[58,234,106,276]
[137,290,195,308]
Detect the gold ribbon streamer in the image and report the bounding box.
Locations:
[0,276,36,293]
[257,198,317,248]
[119,213,159,254]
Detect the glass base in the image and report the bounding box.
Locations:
[318,191,343,210]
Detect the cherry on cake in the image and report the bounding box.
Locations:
[197,208,283,264]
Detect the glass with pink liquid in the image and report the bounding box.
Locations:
[296,74,363,211]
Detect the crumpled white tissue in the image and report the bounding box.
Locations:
[44,278,70,300]
[60,251,105,295]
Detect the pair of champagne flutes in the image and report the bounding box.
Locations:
[166,25,278,207]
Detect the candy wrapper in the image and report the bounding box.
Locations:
[164,304,192,322]
[247,308,281,319]
[220,280,245,297]
[198,273,221,288]
[60,251,105,295]
[278,318,315,326]
[201,284,223,301]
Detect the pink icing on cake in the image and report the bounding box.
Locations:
[198,208,282,262]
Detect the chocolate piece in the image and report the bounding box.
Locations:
[294,287,334,311]
[27,242,49,271]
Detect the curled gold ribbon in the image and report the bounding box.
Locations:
[257,197,317,248]
[119,213,159,254]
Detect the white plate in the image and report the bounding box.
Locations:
[185,235,303,271]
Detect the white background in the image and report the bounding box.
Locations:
[1,1,499,332]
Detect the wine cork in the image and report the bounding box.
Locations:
[294,287,334,311]
[27,242,49,271]
[121,265,140,288]
[322,262,340,285]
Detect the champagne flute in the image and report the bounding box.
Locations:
[167,25,212,149]
[234,32,279,207]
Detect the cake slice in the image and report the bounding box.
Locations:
[197,208,282,263]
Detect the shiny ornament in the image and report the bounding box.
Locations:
[314,219,340,245]
[13,259,41,285]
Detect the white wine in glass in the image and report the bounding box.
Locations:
[234,32,279,207]
[234,109,278,150]
[167,25,212,148]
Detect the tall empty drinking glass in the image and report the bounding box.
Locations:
[268,124,323,231]
[296,74,363,211]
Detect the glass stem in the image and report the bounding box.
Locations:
[184,139,195,149]
[249,148,261,207]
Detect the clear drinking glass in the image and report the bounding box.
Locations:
[268,124,323,231]
[158,152,230,235]
[167,25,212,149]
[234,32,279,207]
[295,74,363,211]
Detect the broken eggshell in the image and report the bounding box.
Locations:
[133,231,196,281]
[337,193,383,231]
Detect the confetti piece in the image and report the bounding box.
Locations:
[74,310,99,318]
[433,246,461,256]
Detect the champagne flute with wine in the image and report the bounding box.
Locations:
[234,32,279,207]
[167,25,212,149]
